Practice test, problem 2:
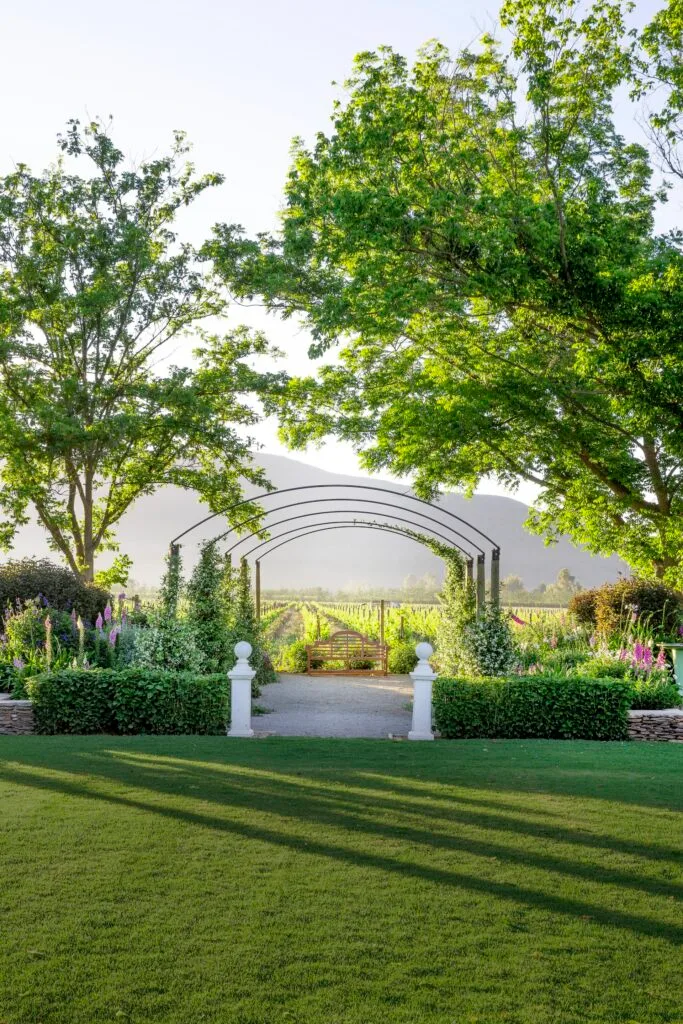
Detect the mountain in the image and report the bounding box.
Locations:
[2,453,626,590]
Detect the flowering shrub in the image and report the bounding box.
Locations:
[131,618,204,674]
[452,606,516,677]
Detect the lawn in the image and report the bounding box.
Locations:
[0,737,681,1024]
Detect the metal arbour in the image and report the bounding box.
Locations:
[171,484,501,615]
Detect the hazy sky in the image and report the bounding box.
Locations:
[2,0,667,505]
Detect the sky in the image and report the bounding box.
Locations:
[1,0,668,507]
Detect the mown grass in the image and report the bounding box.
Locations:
[0,736,681,1024]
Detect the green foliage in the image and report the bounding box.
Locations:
[27,669,117,734]
[279,639,310,673]
[387,641,419,674]
[27,668,230,734]
[111,670,230,735]
[226,559,274,691]
[131,618,204,674]
[453,606,517,678]
[0,120,272,581]
[186,542,231,671]
[0,558,108,622]
[160,545,183,621]
[568,589,599,626]
[433,675,631,740]
[592,578,682,641]
[4,604,78,665]
[212,3,683,586]
[627,676,681,710]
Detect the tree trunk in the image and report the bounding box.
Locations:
[82,473,95,583]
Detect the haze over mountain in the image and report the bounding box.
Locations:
[3,454,626,591]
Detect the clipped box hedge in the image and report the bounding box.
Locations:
[27,668,231,735]
[432,675,632,741]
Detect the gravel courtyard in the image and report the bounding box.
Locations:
[257,673,413,737]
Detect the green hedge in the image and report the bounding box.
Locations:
[27,669,231,735]
[433,675,631,740]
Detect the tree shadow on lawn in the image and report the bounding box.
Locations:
[1,741,682,947]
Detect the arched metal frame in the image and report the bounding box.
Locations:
[172,484,499,550]
[242,519,466,559]
[170,483,501,615]
[212,498,485,556]
[225,510,475,560]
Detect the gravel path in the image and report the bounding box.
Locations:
[257,673,413,738]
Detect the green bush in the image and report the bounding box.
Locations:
[131,619,204,673]
[0,558,109,622]
[388,641,418,674]
[27,669,117,734]
[27,668,231,735]
[279,640,316,673]
[112,670,230,734]
[584,579,681,640]
[5,604,77,663]
[627,677,681,710]
[433,674,631,740]
[568,589,598,626]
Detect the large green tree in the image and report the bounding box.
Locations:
[210,0,683,587]
[0,121,273,583]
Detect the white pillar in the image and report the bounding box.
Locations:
[408,642,436,741]
[227,641,256,738]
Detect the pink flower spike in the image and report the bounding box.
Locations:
[104,603,112,623]
[95,613,103,631]
[656,647,667,669]
[634,641,644,663]
[108,626,119,647]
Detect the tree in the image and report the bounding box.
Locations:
[0,120,273,584]
[210,0,683,587]
[186,542,231,672]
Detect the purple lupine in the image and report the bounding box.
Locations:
[655,647,667,669]
[642,646,653,669]
[104,603,112,623]
[678,624,683,637]
[108,626,119,648]
[95,613,104,632]
[633,641,644,663]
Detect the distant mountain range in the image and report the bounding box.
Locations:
[3,453,626,590]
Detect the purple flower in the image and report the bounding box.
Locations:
[634,641,644,663]
[108,626,119,648]
[642,647,653,669]
[655,647,667,669]
[95,613,104,632]
[618,648,628,661]
[12,657,24,670]
[678,625,683,638]
[104,603,112,623]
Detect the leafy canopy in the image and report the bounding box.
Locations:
[0,121,274,583]
[209,0,683,587]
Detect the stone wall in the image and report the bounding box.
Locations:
[628,708,683,742]
[0,699,35,735]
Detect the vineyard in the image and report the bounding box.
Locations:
[261,599,568,670]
